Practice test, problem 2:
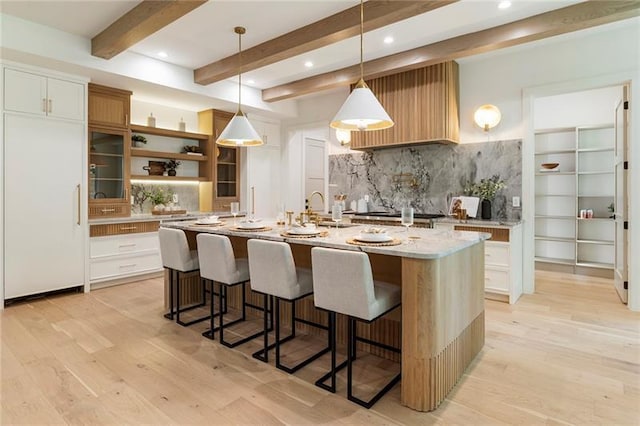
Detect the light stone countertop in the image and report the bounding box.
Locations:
[89,211,245,225]
[162,219,490,260]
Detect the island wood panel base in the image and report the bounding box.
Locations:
[164,229,485,410]
[401,243,485,411]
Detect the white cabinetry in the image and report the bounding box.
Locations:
[434,222,523,304]
[243,118,282,218]
[89,221,162,285]
[534,125,615,274]
[2,65,87,303]
[4,68,85,121]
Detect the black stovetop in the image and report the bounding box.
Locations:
[353,211,445,219]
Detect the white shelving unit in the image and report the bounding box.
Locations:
[534,125,615,273]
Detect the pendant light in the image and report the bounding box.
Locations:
[216,26,263,147]
[330,0,393,131]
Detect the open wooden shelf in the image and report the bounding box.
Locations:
[130,175,205,182]
[130,148,208,162]
[130,124,209,140]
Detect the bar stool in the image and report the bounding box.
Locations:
[247,239,330,373]
[311,247,401,409]
[196,233,266,348]
[158,228,208,326]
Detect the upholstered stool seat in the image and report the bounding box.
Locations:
[311,246,401,408]
[159,228,208,326]
[197,233,266,348]
[248,239,329,373]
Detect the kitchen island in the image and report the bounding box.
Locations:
[162,220,489,412]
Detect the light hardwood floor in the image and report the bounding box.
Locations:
[1,270,639,425]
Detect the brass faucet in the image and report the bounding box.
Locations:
[304,191,325,225]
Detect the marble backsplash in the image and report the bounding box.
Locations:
[328,140,522,221]
[130,182,199,214]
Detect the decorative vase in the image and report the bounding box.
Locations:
[168,169,177,176]
[481,199,492,220]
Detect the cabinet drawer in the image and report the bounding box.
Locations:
[90,252,162,281]
[90,221,159,237]
[485,267,509,293]
[89,203,130,219]
[485,243,510,266]
[91,233,159,258]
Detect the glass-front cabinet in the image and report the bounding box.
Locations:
[216,146,238,198]
[88,126,130,218]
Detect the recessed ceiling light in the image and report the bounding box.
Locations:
[247,79,255,85]
[498,1,511,9]
[157,51,168,58]
[383,36,394,44]
[304,61,314,68]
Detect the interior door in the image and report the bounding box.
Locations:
[304,137,326,212]
[613,86,629,303]
[4,114,85,299]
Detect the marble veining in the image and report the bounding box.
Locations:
[163,220,489,260]
[329,140,522,221]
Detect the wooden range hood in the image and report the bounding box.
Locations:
[350,61,459,150]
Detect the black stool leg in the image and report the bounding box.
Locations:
[315,311,348,393]
[220,282,265,348]
[164,268,175,320]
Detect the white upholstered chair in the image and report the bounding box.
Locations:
[196,233,264,347]
[158,228,205,326]
[311,246,401,409]
[247,239,329,373]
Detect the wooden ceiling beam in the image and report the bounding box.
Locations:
[92,0,207,60]
[263,1,640,102]
[194,0,458,86]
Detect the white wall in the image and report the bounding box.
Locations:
[130,100,200,133]
[534,87,623,129]
[458,20,639,144]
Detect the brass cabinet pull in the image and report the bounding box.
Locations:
[42,98,47,113]
[125,114,128,125]
[101,208,116,213]
[119,264,137,268]
[119,243,137,248]
[76,184,81,225]
[48,99,52,113]
[120,226,137,231]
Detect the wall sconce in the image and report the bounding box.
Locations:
[474,104,501,132]
[336,129,351,146]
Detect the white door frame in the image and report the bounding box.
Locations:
[523,71,638,311]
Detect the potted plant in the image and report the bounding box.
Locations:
[464,175,505,220]
[131,134,147,148]
[164,159,181,176]
[144,187,173,211]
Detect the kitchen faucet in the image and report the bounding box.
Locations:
[299,191,325,224]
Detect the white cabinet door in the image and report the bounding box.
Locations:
[3,69,84,121]
[47,77,85,121]
[263,122,281,147]
[245,145,281,218]
[4,114,85,298]
[4,68,47,116]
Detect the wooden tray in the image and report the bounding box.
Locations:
[151,209,187,215]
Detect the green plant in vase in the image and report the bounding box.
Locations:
[144,187,173,212]
[463,175,505,220]
[164,159,181,176]
[131,134,147,148]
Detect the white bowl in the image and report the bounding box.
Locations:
[196,218,221,225]
[356,233,392,242]
[238,220,264,229]
[288,225,318,235]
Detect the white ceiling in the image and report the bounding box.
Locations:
[1,0,585,90]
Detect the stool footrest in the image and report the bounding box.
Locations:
[315,359,348,393]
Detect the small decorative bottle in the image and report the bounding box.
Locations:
[147,112,156,127]
[178,117,186,132]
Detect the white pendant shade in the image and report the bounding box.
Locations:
[216,111,263,146]
[330,80,394,131]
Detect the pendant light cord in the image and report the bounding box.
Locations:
[238,29,242,110]
[359,0,364,80]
